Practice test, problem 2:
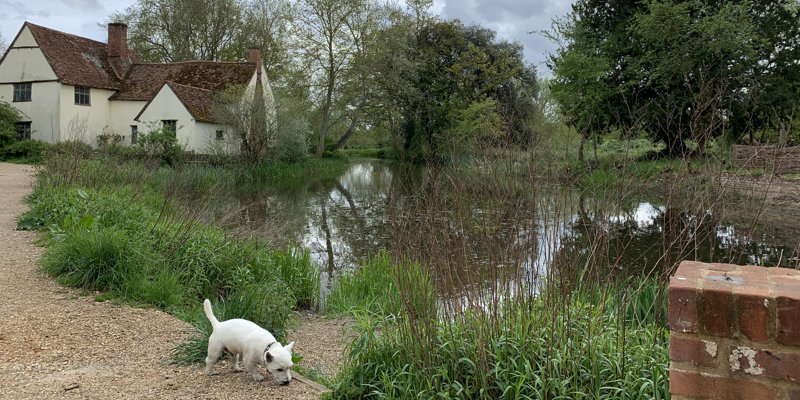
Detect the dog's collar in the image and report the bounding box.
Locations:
[264,341,277,355]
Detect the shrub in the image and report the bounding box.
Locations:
[0,101,21,148]
[137,126,183,166]
[51,140,94,155]
[0,139,50,162]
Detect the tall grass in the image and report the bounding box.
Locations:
[326,251,435,316]
[22,150,322,364]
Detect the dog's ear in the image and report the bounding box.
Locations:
[285,341,295,353]
[264,350,273,362]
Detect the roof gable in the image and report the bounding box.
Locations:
[135,81,222,124]
[13,26,37,47]
[24,22,122,90]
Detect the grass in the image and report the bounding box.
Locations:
[325,251,435,317]
[21,153,323,364]
[328,281,670,399]
[238,157,350,192]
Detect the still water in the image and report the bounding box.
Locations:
[215,160,800,291]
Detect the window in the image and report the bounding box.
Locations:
[130,125,138,144]
[15,122,31,140]
[215,129,224,140]
[162,120,177,136]
[75,86,90,105]
[13,83,31,102]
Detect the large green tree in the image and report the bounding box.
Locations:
[376,18,537,162]
[111,0,245,62]
[549,0,800,158]
[294,0,356,158]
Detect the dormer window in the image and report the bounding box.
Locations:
[13,83,31,102]
[75,86,90,105]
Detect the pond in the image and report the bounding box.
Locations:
[214,160,800,293]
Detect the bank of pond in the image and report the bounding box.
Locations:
[18,153,797,399]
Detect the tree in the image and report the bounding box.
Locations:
[294,0,355,158]
[0,32,7,57]
[213,82,277,161]
[389,19,535,162]
[111,0,245,62]
[240,0,294,80]
[549,0,800,158]
[332,0,391,151]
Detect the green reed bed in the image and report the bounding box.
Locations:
[20,156,320,363]
[326,264,669,399]
[238,157,351,192]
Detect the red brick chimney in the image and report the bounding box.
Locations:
[108,23,135,79]
[249,47,263,82]
[248,48,262,65]
[108,23,127,58]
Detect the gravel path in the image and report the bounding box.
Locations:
[0,163,345,399]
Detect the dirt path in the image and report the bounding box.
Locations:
[0,163,345,399]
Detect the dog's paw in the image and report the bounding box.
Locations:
[252,374,264,381]
[206,371,219,376]
[231,367,243,373]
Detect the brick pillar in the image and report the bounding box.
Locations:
[668,261,800,400]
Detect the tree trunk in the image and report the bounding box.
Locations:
[334,95,367,151]
[779,123,787,148]
[317,73,335,158]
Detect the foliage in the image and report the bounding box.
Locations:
[548,0,800,157]
[0,101,21,148]
[97,132,124,148]
[377,18,538,162]
[213,84,278,162]
[111,0,245,62]
[136,125,184,166]
[0,102,46,163]
[0,140,51,162]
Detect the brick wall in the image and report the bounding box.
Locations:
[668,261,800,400]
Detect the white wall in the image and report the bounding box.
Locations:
[109,99,147,145]
[136,84,198,152]
[0,81,61,143]
[59,85,116,145]
[13,26,38,47]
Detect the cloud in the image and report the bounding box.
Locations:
[60,0,104,12]
[436,0,572,77]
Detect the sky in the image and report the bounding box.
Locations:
[0,0,573,77]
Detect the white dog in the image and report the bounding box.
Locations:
[203,299,295,385]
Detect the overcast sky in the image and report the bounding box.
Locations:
[0,0,573,77]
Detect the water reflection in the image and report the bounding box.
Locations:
[214,160,800,294]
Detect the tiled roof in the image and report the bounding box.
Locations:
[110,61,255,101]
[166,81,217,123]
[25,22,126,90]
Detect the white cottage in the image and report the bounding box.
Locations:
[0,22,273,153]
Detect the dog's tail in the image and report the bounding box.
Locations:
[203,299,219,328]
